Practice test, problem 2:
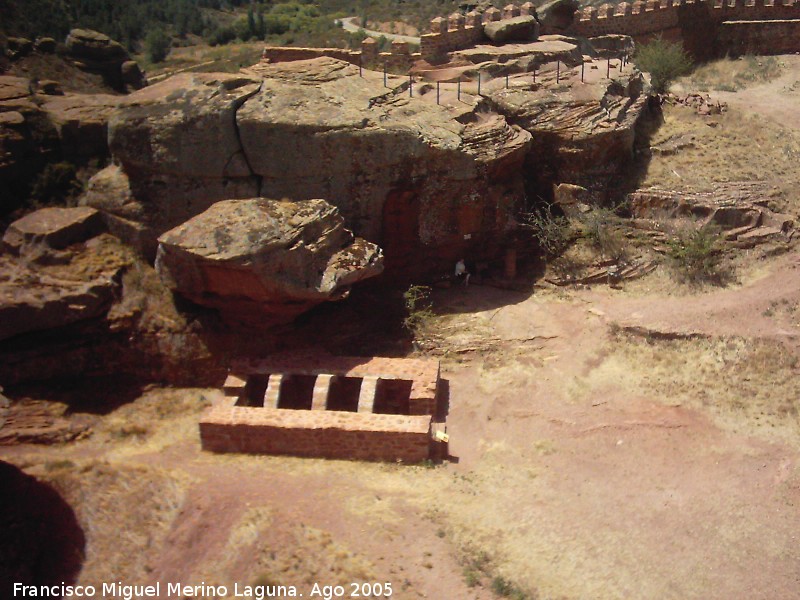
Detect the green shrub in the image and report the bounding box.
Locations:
[145,27,171,63]
[520,204,574,257]
[667,227,732,285]
[579,207,628,262]
[403,285,434,338]
[635,36,693,93]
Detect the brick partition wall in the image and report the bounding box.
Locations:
[200,355,443,462]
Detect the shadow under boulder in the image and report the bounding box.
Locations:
[0,461,85,590]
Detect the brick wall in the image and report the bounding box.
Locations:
[200,405,432,462]
[261,46,360,65]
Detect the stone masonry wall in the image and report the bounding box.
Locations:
[568,0,800,56]
[200,406,432,462]
[261,46,360,65]
[231,355,441,415]
[717,18,800,54]
[420,4,539,62]
[418,0,800,62]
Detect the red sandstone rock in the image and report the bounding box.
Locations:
[3,206,104,255]
[155,198,384,326]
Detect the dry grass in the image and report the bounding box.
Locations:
[641,104,800,214]
[32,459,190,585]
[610,334,800,444]
[682,55,784,92]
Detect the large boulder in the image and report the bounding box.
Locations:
[88,57,531,279]
[64,29,145,91]
[484,16,540,44]
[85,73,263,257]
[155,198,384,326]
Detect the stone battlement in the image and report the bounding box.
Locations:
[420,3,539,61]
[570,0,800,38]
[417,0,800,60]
[200,355,443,462]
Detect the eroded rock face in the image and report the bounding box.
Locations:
[488,72,650,202]
[89,57,531,279]
[156,198,384,326]
[0,233,127,342]
[628,184,795,248]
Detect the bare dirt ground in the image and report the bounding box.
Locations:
[3,58,800,600]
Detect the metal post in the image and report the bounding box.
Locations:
[581,61,585,82]
[533,67,536,83]
[556,60,560,83]
[607,58,610,78]
[619,58,623,74]
[437,81,440,105]
[409,74,413,97]
[383,64,387,88]
[458,77,461,101]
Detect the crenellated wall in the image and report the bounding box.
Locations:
[420,3,540,61]
[418,0,800,62]
[568,0,800,57]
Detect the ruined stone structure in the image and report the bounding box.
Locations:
[199,355,443,462]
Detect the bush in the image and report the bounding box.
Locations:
[634,36,693,93]
[667,227,732,285]
[579,207,628,262]
[145,27,171,63]
[403,285,434,338]
[520,203,574,257]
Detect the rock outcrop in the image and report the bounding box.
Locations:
[484,16,540,44]
[156,198,384,326]
[0,75,60,213]
[628,184,795,248]
[2,206,104,255]
[64,29,145,92]
[538,0,580,33]
[39,93,121,161]
[87,57,531,279]
[487,70,650,202]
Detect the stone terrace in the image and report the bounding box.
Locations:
[200,355,443,462]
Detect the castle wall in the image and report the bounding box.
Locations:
[717,18,800,54]
[261,46,360,65]
[568,0,800,56]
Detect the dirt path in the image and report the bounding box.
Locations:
[711,55,800,131]
[339,17,421,44]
